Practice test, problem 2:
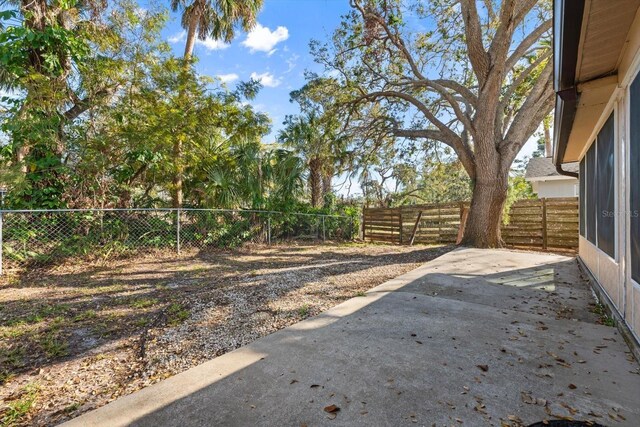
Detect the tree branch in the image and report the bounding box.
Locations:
[503,87,554,166]
[505,19,552,70]
[432,79,478,105]
[501,61,553,150]
[460,0,490,85]
[488,0,518,64]
[513,0,540,25]
[354,90,461,145]
[63,89,111,121]
[497,49,552,135]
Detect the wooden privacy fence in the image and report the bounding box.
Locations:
[362,197,579,252]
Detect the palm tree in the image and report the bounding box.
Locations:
[278,112,342,208]
[171,0,264,60]
[169,0,263,208]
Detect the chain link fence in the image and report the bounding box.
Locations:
[0,208,355,274]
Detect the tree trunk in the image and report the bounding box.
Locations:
[172,137,183,208]
[16,144,29,174]
[544,121,552,157]
[321,170,332,205]
[460,163,508,248]
[183,13,199,60]
[309,158,322,208]
[172,13,199,208]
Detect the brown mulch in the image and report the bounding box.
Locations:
[0,242,452,426]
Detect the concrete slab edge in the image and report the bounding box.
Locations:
[577,256,640,364]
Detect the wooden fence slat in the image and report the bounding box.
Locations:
[409,211,423,246]
[363,197,579,252]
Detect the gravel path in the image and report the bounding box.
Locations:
[0,243,451,426]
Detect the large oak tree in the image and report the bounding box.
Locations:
[314,0,553,247]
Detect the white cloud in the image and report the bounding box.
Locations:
[197,37,230,51]
[250,72,281,88]
[285,53,299,73]
[242,23,289,53]
[217,73,239,83]
[168,30,186,43]
[168,31,230,51]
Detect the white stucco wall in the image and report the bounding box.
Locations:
[529,179,579,198]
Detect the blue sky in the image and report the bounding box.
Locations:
[160,0,537,166]
[161,0,352,142]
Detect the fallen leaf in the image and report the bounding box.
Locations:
[521,392,536,404]
[568,383,577,389]
[507,414,522,423]
[560,401,578,415]
[476,365,489,372]
[324,405,340,413]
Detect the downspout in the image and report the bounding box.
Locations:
[556,163,578,178]
[552,0,585,175]
[553,89,579,178]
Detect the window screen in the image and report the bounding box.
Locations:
[586,142,597,244]
[579,158,586,237]
[630,73,640,283]
[596,113,615,258]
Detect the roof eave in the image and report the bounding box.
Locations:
[552,0,585,170]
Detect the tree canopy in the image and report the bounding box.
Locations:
[0,1,305,211]
[311,0,553,246]
[0,0,550,237]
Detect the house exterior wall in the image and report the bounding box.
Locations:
[530,179,578,198]
[575,15,640,343]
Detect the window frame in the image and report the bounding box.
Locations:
[596,113,616,259]
[629,71,640,283]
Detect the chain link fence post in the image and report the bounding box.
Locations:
[267,215,271,245]
[0,210,3,276]
[352,216,356,240]
[176,208,181,255]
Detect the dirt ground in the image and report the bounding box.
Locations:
[0,242,451,426]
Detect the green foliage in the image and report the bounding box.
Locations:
[503,166,535,224]
[0,383,39,426]
[0,17,90,79]
[166,303,190,326]
[297,304,310,317]
[279,78,347,208]
[0,1,299,212]
[593,303,615,327]
[396,156,472,206]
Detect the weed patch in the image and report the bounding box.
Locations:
[166,303,189,326]
[0,383,39,427]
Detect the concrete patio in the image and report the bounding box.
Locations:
[63,248,640,426]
